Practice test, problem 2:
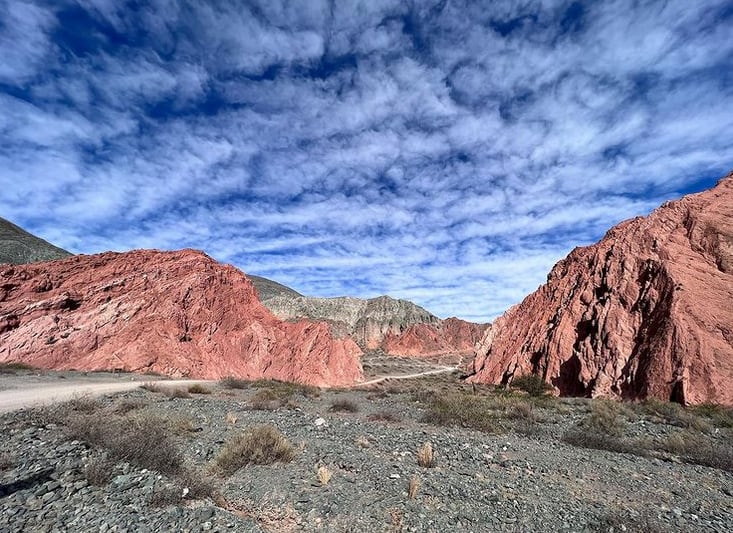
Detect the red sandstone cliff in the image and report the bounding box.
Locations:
[470,173,733,405]
[382,317,488,357]
[0,249,363,386]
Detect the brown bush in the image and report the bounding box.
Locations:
[215,425,296,475]
[329,399,359,413]
[187,384,212,395]
[367,411,401,423]
[220,377,250,389]
[417,442,435,468]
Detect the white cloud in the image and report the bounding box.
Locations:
[1,0,732,321]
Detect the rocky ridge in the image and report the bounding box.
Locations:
[470,173,733,406]
[0,217,71,265]
[0,249,362,386]
[257,290,488,357]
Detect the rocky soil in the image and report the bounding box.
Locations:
[1,369,731,532]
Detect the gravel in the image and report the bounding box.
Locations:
[1,378,732,532]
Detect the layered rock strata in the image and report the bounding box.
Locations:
[0,250,362,386]
[470,173,733,405]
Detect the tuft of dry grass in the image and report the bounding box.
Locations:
[367,411,402,423]
[355,436,371,449]
[658,430,733,472]
[407,476,420,499]
[249,389,281,410]
[188,384,212,395]
[226,412,238,425]
[215,425,296,475]
[317,465,333,486]
[330,399,359,413]
[417,442,435,468]
[0,453,13,471]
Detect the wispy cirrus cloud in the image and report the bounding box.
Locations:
[1,0,732,322]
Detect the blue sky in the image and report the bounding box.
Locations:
[1,0,732,322]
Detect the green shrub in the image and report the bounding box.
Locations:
[510,375,553,397]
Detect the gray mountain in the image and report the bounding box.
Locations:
[257,291,441,349]
[0,217,71,264]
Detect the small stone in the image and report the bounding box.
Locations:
[314,418,327,427]
[389,473,401,479]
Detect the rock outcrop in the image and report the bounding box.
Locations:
[470,173,733,405]
[255,285,489,356]
[382,317,488,357]
[0,217,71,265]
[0,249,363,386]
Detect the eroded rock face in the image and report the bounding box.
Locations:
[470,173,733,405]
[382,317,489,357]
[0,249,362,386]
[258,288,488,356]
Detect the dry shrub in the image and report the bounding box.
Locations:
[252,379,320,399]
[691,404,733,428]
[215,425,296,475]
[220,377,250,389]
[113,398,148,415]
[188,384,212,395]
[636,399,711,431]
[166,388,192,399]
[355,436,371,449]
[408,476,420,499]
[584,400,627,437]
[249,389,281,410]
[83,456,113,486]
[0,453,12,471]
[421,392,502,433]
[367,411,401,423]
[510,374,552,397]
[317,465,333,486]
[329,399,359,413]
[417,442,435,468]
[659,431,733,472]
[226,412,238,425]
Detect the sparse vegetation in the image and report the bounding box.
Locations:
[367,410,401,423]
[510,374,553,397]
[417,442,435,468]
[113,398,148,414]
[220,376,250,389]
[141,383,191,399]
[252,379,321,399]
[188,384,212,394]
[317,465,333,486]
[421,391,503,433]
[225,412,238,425]
[330,399,359,413]
[658,430,733,472]
[0,362,36,374]
[215,425,296,475]
[355,436,371,448]
[83,456,113,486]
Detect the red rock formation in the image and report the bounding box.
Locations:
[383,317,489,357]
[470,173,733,406]
[0,249,362,386]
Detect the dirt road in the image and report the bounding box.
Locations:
[356,366,458,387]
[0,379,212,414]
